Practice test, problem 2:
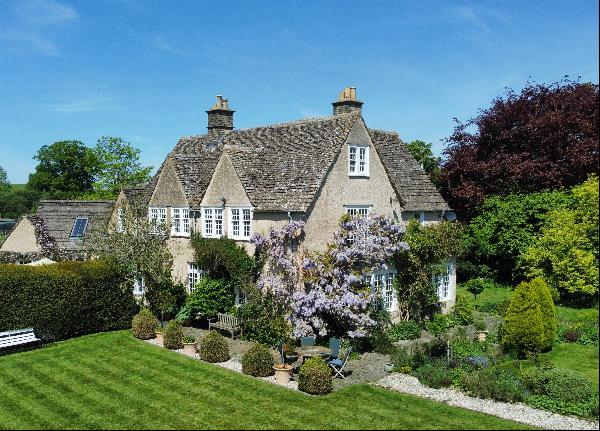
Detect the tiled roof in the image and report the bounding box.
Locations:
[369,129,449,211]
[35,200,115,251]
[122,184,152,207]
[223,113,359,211]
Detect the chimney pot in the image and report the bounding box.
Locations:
[206,95,234,135]
[332,86,363,115]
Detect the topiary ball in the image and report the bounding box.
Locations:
[199,331,230,363]
[163,320,184,350]
[298,357,333,395]
[132,308,159,340]
[242,343,275,377]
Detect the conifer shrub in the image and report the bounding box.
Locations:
[241,343,275,377]
[451,293,475,325]
[132,308,159,340]
[529,277,557,347]
[298,357,333,395]
[502,279,551,355]
[163,320,184,350]
[199,331,230,363]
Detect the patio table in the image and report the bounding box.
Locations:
[296,345,331,363]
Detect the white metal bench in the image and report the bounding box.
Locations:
[208,313,242,339]
[0,328,42,352]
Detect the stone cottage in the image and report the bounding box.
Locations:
[113,87,457,311]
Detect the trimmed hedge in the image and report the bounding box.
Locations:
[132,309,159,340]
[163,320,184,350]
[199,331,230,363]
[0,261,137,342]
[242,343,275,377]
[298,357,333,395]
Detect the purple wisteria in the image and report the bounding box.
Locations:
[251,214,409,339]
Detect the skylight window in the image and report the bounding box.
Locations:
[70,217,89,238]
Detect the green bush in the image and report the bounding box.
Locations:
[390,347,413,371]
[145,279,187,324]
[460,367,525,402]
[132,309,159,340]
[451,294,475,326]
[523,367,596,405]
[426,313,452,337]
[199,331,230,363]
[0,261,137,342]
[502,278,554,355]
[298,357,333,395]
[526,395,599,418]
[530,278,557,346]
[415,362,453,389]
[387,320,421,341]
[177,277,234,320]
[163,320,184,350]
[464,278,489,300]
[241,343,275,377]
[237,287,291,346]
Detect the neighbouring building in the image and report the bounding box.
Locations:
[1,87,457,313]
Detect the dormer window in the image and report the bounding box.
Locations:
[70,217,89,239]
[345,205,371,218]
[348,145,369,176]
[171,207,190,237]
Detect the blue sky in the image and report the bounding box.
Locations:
[1,0,598,183]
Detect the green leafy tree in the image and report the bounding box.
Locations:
[92,137,153,196]
[519,176,599,302]
[394,220,464,321]
[0,166,9,193]
[503,278,552,355]
[0,189,41,219]
[462,191,571,282]
[176,277,234,320]
[464,278,486,300]
[405,140,441,183]
[27,140,100,198]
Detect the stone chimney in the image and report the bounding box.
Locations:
[207,95,234,135]
[332,87,363,115]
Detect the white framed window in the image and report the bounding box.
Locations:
[187,263,205,293]
[434,264,451,301]
[413,211,425,224]
[229,208,253,240]
[348,145,369,176]
[235,286,246,306]
[148,207,166,233]
[171,207,190,237]
[133,277,145,296]
[116,208,125,233]
[345,205,371,218]
[202,207,223,238]
[366,269,397,312]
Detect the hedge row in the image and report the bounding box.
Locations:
[0,261,138,342]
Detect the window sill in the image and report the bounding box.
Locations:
[348,174,370,178]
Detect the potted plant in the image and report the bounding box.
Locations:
[474,319,488,342]
[273,362,294,385]
[183,335,197,355]
[383,363,394,373]
[155,328,165,346]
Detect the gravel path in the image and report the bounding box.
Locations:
[377,373,599,430]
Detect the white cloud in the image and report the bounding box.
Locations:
[0,0,78,56]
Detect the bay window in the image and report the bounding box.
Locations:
[229,208,252,240]
[171,207,190,236]
[203,207,223,238]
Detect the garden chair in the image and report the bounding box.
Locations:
[327,337,341,360]
[328,346,352,379]
[277,343,299,366]
[300,336,315,347]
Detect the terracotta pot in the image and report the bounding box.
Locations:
[183,342,197,355]
[476,330,488,342]
[273,364,293,385]
[155,332,164,346]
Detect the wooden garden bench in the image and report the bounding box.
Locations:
[0,328,42,353]
[208,313,242,339]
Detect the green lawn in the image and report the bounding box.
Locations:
[457,284,513,310]
[0,331,530,430]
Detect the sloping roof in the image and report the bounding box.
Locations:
[369,129,449,211]
[169,134,224,208]
[122,184,152,207]
[223,113,359,211]
[35,200,115,250]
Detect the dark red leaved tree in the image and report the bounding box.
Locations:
[440,80,599,219]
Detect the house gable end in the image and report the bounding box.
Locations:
[0,217,41,253]
[200,152,251,207]
[149,157,188,207]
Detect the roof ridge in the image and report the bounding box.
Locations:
[39,200,116,204]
